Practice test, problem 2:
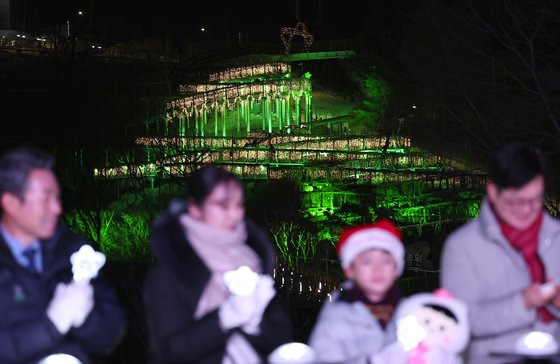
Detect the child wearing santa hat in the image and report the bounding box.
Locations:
[308,219,405,364]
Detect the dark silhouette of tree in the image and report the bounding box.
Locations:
[360,0,560,171]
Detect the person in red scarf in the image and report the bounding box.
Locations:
[441,142,560,364]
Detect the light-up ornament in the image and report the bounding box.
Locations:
[38,354,82,364]
[280,22,314,54]
[268,342,315,363]
[397,314,427,351]
[515,331,559,356]
[70,245,106,283]
[223,265,260,296]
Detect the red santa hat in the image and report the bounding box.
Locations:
[336,219,405,274]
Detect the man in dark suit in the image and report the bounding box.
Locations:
[0,146,127,364]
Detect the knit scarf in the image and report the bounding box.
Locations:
[180,214,261,319]
[180,214,262,364]
[348,285,401,329]
[498,211,553,323]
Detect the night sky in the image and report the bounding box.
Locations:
[24,0,370,42]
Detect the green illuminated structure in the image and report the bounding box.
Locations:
[167,63,312,136]
[81,55,486,286]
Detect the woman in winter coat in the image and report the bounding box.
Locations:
[143,165,292,364]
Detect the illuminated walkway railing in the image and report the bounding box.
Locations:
[134,135,411,151]
[95,142,451,179]
[136,149,447,170]
[209,62,291,83]
[167,78,311,115]
[95,160,486,190]
[262,167,486,187]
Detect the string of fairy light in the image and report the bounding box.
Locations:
[179,63,292,93]
[208,63,291,83]
[167,78,311,118]
[280,22,314,54]
[95,162,485,190]
[171,62,301,118]
[135,135,411,149]
[98,149,445,170]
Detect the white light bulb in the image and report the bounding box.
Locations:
[268,342,315,363]
[515,331,558,356]
[38,354,82,364]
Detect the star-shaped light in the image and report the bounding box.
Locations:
[223,265,259,296]
[280,22,314,54]
[303,71,312,79]
[70,245,106,282]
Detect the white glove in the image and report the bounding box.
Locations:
[47,281,94,334]
[68,280,94,328]
[242,275,275,335]
[219,293,259,330]
[47,283,74,334]
[397,315,426,351]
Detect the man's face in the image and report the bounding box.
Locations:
[344,249,398,301]
[189,181,245,231]
[2,169,62,244]
[487,175,544,230]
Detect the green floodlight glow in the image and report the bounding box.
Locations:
[68,177,484,264]
[353,75,391,131]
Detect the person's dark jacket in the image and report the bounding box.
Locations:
[143,206,292,364]
[0,224,127,364]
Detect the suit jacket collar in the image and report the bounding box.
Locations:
[0,224,81,279]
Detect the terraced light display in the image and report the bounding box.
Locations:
[67,57,485,303]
